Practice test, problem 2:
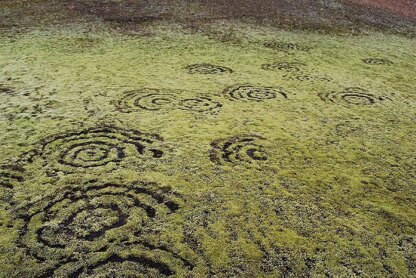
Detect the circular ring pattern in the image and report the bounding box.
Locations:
[362,58,393,65]
[14,181,181,263]
[261,62,306,72]
[318,87,390,106]
[223,84,287,102]
[289,74,332,83]
[210,134,268,167]
[264,41,311,51]
[28,127,165,173]
[117,89,178,112]
[177,97,222,114]
[185,63,233,74]
[71,254,174,277]
[335,121,364,137]
[56,240,195,278]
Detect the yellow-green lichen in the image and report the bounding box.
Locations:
[0,22,415,277]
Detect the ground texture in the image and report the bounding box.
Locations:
[0,1,415,277]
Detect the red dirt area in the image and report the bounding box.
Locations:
[348,0,416,19]
[1,0,415,36]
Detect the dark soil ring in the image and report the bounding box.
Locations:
[264,41,311,51]
[318,87,390,106]
[0,85,15,95]
[70,254,174,277]
[185,63,233,74]
[362,58,393,65]
[177,97,222,114]
[0,165,24,206]
[14,181,180,262]
[261,62,306,72]
[210,134,268,167]
[27,127,164,173]
[117,89,178,112]
[62,240,195,278]
[289,74,332,83]
[223,84,287,102]
[0,165,24,190]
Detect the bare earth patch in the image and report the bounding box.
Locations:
[348,0,416,19]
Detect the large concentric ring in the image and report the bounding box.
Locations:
[318,87,390,106]
[14,181,181,262]
[185,63,233,74]
[117,89,178,112]
[28,127,165,173]
[223,84,287,102]
[210,134,268,168]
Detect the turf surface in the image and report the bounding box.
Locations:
[0,1,415,277]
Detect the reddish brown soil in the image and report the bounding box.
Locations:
[1,0,415,36]
[196,0,416,33]
[348,0,416,19]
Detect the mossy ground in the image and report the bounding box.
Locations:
[0,20,415,277]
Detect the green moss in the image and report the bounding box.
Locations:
[0,22,415,277]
